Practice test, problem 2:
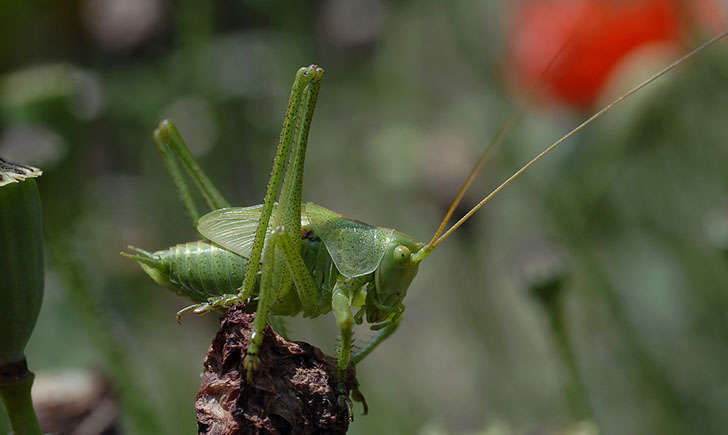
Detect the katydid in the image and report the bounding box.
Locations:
[123,33,728,409]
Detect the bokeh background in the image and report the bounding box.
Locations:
[2,0,728,433]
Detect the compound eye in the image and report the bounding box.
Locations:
[393,245,410,263]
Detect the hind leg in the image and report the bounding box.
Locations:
[178,65,324,320]
[153,120,230,223]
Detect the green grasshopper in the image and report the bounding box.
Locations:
[123,33,728,407]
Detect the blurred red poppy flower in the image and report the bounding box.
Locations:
[507,0,726,109]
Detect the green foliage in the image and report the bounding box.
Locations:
[0,162,43,365]
[0,160,44,434]
[2,1,728,434]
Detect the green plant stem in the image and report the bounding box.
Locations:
[503,135,691,434]
[48,237,164,434]
[0,359,41,435]
[542,295,593,420]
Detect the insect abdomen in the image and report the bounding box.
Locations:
[155,241,248,302]
[127,231,340,309]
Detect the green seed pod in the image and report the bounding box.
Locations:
[0,157,44,365]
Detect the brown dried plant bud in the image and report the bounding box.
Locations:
[197,308,361,434]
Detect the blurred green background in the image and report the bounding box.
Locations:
[2,1,728,434]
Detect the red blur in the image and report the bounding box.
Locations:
[507,0,726,109]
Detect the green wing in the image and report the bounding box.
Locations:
[198,202,391,278]
[197,204,312,258]
[305,202,392,278]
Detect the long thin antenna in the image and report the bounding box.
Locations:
[426,114,519,247]
[432,31,728,249]
[425,15,586,250]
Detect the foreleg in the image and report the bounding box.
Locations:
[331,276,368,376]
[333,286,354,376]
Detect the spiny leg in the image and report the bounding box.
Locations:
[153,124,202,223]
[154,120,229,217]
[240,67,324,379]
[333,286,354,414]
[177,66,324,381]
[329,275,373,376]
[152,118,238,319]
[242,230,289,381]
[257,67,323,317]
[332,281,355,377]
[330,276,368,414]
[331,277,369,373]
[243,224,324,381]
[275,226,321,317]
[243,225,318,382]
[276,65,322,239]
[175,66,324,320]
[238,65,324,305]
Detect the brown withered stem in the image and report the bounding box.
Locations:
[196,308,361,434]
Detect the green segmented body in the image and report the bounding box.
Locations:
[151,241,248,302]
[136,225,351,317]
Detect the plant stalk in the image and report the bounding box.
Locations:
[0,359,41,435]
[542,295,593,420]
